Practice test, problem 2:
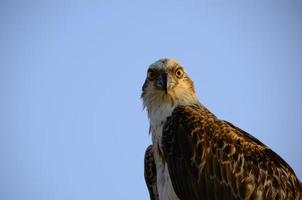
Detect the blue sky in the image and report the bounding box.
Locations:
[1,1,301,199]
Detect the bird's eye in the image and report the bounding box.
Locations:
[175,68,184,78]
[147,71,156,81]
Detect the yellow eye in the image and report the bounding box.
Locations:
[147,71,156,81]
[175,68,184,78]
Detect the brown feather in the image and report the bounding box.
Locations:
[162,104,302,200]
[144,145,159,200]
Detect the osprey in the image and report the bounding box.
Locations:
[142,58,302,200]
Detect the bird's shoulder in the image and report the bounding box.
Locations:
[162,104,302,200]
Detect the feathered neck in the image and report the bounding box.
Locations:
[143,91,200,116]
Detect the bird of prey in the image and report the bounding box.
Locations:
[141,58,302,200]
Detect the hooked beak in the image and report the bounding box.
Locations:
[155,72,168,93]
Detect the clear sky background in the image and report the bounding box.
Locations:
[1,1,301,200]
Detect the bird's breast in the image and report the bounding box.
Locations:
[149,104,180,200]
[149,104,175,148]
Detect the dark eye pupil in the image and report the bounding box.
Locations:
[148,72,155,79]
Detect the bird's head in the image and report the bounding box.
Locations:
[141,58,199,111]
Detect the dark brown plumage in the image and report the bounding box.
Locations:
[162,104,302,200]
[144,145,159,200]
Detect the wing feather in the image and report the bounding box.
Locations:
[162,105,302,200]
[144,145,159,200]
